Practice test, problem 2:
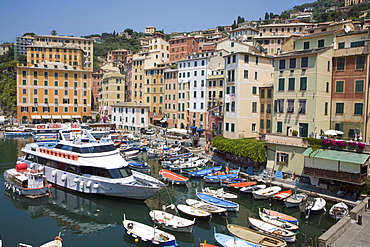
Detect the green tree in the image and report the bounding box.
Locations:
[51,30,57,35]
[124,28,133,35]
[265,12,269,20]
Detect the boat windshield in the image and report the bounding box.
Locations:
[54,144,116,154]
[109,167,132,179]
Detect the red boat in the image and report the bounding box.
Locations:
[159,169,189,185]
[227,181,257,189]
[271,190,293,200]
[263,208,299,224]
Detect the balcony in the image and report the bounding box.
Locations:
[303,167,366,185]
[334,46,368,57]
[213,112,224,118]
[263,133,308,147]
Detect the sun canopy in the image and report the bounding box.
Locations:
[167,128,188,135]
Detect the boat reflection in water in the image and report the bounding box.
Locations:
[5,185,150,234]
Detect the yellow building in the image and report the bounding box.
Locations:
[16,61,91,123]
[32,35,93,71]
[99,72,125,118]
[27,46,85,71]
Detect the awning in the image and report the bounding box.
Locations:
[152,117,161,120]
[71,115,82,118]
[62,115,72,119]
[302,147,370,164]
[52,115,62,119]
[41,115,51,119]
[31,115,41,119]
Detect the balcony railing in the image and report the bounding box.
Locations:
[303,167,366,185]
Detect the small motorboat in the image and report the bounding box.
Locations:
[253,186,282,200]
[196,192,239,212]
[259,209,299,231]
[186,199,227,216]
[123,214,177,246]
[248,217,296,242]
[159,169,189,185]
[263,209,299,225]
[168,158,208,172]
[283,193,308,208]
[149,209,195,233]
[240,184,266,193]
[214,227,262,247]
[201,187,238,199]
[159,152,193,161]
[271,190,292,200]
[177,204,211,218]
[329,202,349,220]
[227,224,287,247]
[189,166,222,178]
[161,156,200,168]
[227,181,257,189]
[121,150,140,160]
[127,161,150,172]
[3,162,50,198]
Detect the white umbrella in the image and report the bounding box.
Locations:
[324,130,338,136]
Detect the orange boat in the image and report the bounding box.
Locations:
[227,181,257,188]
[200,241,217,247]
[263,208,299,224]
[271,190,292,200]
[159,169,189,185]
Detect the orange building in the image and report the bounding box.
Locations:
[17,61,91,124]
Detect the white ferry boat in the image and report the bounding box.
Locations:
[18,131,165,200]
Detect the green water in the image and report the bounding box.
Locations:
[0,134,337,247]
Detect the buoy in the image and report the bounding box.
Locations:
[52,169,57,177]
[93,183,99,189]
[135,239,139,243]
[61,173,67,181]
[74,177,80,183]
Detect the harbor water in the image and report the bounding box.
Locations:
[0,134,339,247]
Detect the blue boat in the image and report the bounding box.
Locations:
[203,170,239,183]
[196,193,239,212]
[128,161,150,172]
[189,166,222,178]
[214,227,262,247]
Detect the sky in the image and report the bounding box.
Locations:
[0,0,313,43]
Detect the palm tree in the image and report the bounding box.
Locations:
[51,30,57,36]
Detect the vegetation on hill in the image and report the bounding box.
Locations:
[0,47,25,116]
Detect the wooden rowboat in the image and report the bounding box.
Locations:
[253,186,281,200]
[159,169,189,185]
[227,224,287,247]
[186,199,227,216]
[123,214,177,246]
[227,181,257,189]
[149,210,195,233]
[271,190,292,200]
[263,209,299,225]
[177,204,211,218]
[248,217,296,242]
[259,209,299,231]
